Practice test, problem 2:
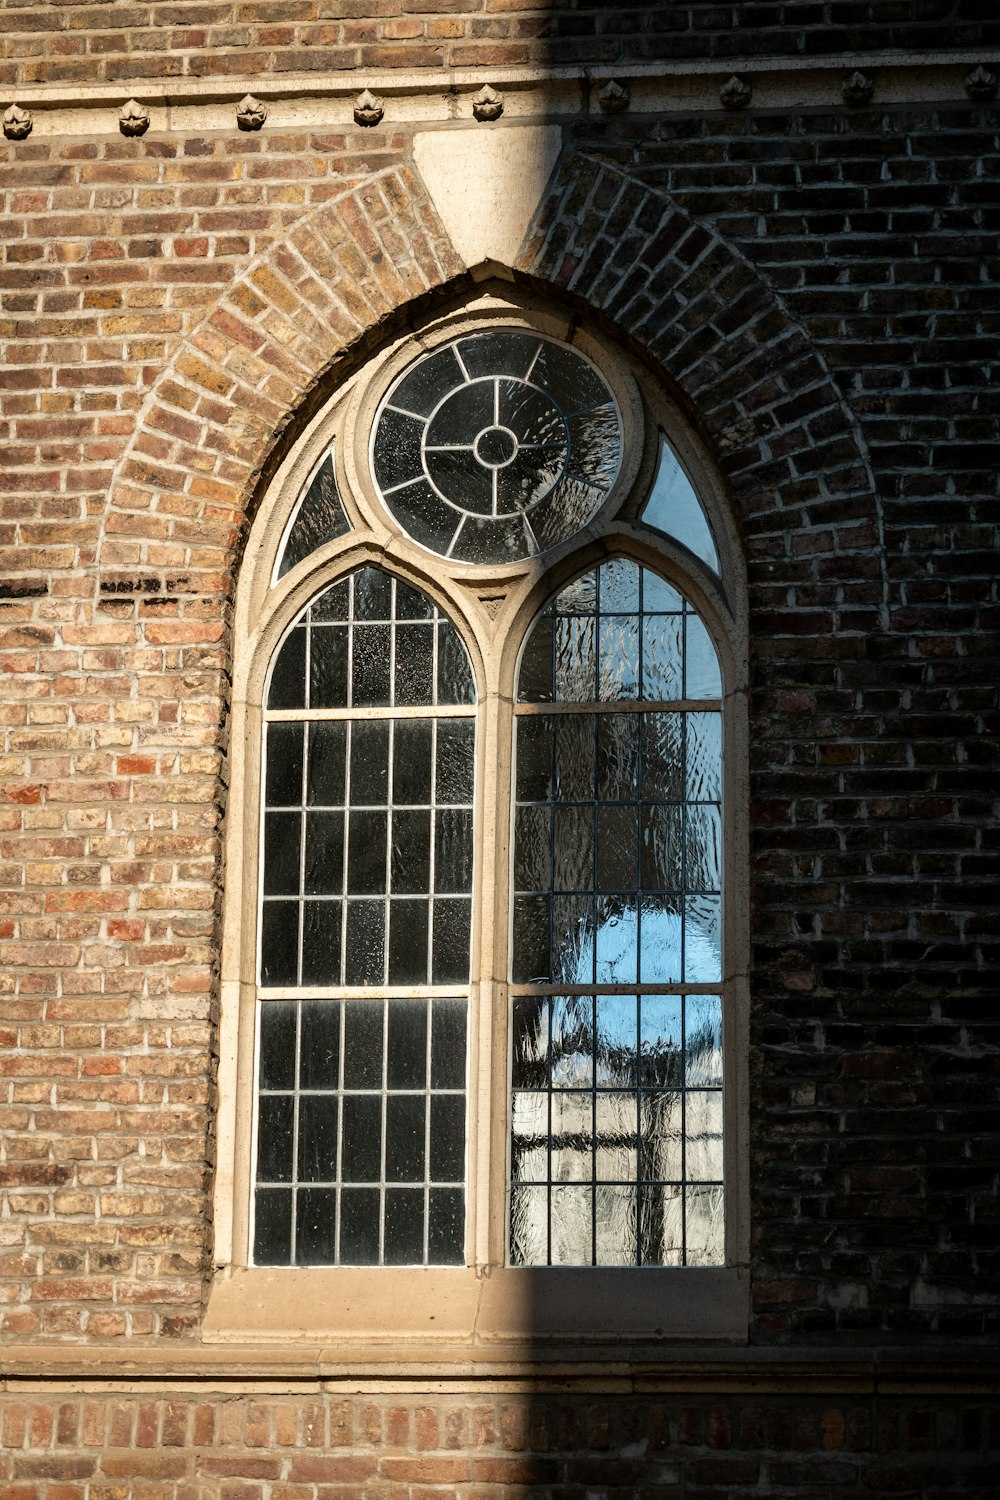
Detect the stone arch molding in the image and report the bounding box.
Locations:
[98,147,878,603]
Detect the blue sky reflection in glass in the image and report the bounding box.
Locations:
[641,437,720,573]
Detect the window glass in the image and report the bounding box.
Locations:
[274,450,349,581]
[371,332,623,564]
[641,437,720,574]
[510,559,724,1266]
[254,567,474,1266]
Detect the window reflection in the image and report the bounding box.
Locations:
[511,559,724,1266]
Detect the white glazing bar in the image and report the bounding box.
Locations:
[263,705,474,722]
[507,982,724,997]
[334,999,346,1263]
[256,986,468,1001]
[514,700,720,716]
[291,1001,302,1262]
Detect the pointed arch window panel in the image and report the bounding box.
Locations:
[640,436,720,574]
[510,559,724,1267]
[254,566,475,1268]
[273,449,350,582]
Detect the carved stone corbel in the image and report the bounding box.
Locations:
[118,99,150,136]
[2,104,32,140]
[841,70,874,105]
[353,89,385,127]
[720,74,752,110]
[965,65,998,100]
[598,79,630,114]
[471,84,503,122]
[236,94,267,131]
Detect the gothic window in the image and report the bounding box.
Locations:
[216,304,747,1339]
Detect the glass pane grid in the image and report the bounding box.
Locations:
[260,567,476,992]
[267,567,475,713]
[260,713,474,989]
[518,558,722,706]
[512,710,721,989]
[510,560,724,1268]
[254,997,467,1267]
[509,992,723,1267]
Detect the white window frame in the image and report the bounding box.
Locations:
[207,288,750,1352]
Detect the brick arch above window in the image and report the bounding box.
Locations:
[98,152,880,617]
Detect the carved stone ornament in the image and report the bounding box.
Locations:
[965,64,998,100]
[477,593,506,621]
[2,104,32,140]
[471,84,504,122]
[236,94,267,131]
[719,74,752,110]
[118,98,150,136]
[598,79,630,114]
[841,70,874,105]
[353,88,385,127]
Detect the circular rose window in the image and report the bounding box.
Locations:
[371,330,623,564]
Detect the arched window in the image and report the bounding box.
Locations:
[211,297,747,1344]
[253,566,475,1267]
[510,559,724,1266]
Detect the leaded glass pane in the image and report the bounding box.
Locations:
[256,565,473,1267]
[266,566,475,712]
[510,560,724,1266]
[260,713,474,985]
[253,997,467,1267]
[371,331,623,564]
[275,451,349,581]
[640,436,720,573]
[508,995,723,1268]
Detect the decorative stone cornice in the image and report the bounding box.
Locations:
[0,53,996,140]
[2,1341,999,1394]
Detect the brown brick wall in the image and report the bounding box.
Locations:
[2,1389,1000,1496]
[1,0,997,90]
[0,28,998,1386]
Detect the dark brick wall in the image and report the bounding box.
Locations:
[583,101,1000,1342]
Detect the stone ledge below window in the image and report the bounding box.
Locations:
[202,1264,749,1352]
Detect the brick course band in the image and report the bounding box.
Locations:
[1,1391,999,1496]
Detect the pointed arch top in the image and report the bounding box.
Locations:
[97,165,467,598]
[97,150,879,609]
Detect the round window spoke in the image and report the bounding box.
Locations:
[371,331,623,564]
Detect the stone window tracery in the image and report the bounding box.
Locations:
[216,302,747,1339]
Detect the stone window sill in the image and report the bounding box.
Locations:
[202,1265,749,1353]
